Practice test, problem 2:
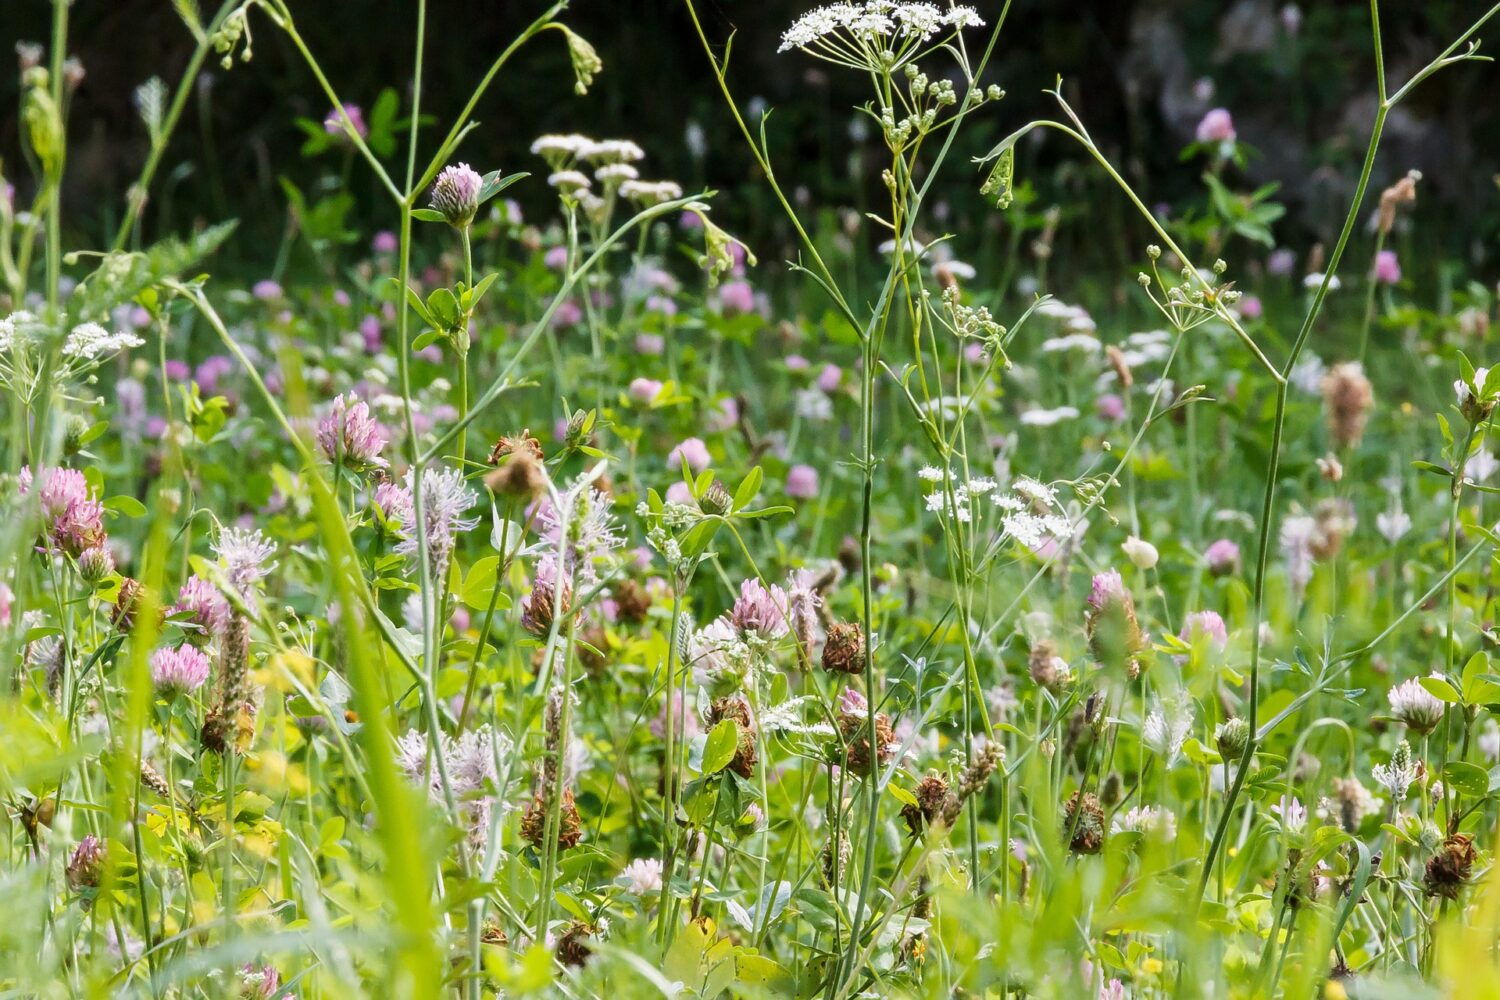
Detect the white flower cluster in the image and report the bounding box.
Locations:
[0,312,145,395]
[532,133,681,218]
[529,134,646,169]
[920,468,1073,548]
[1142,693,1194,767]
[779,2,984,54]
[759,695,837,737]
[1111,805,1177,841]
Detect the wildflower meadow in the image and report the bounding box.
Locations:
[6,0,1500,996]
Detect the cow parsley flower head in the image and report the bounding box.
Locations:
[62,322,144,360]
[779,2,985,71]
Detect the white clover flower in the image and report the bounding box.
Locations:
[619,857,664,895]
[1111,805,1177,841]
[1271,795,1307,833]
[1387,675,1446,734]
[1142,694,1193,767]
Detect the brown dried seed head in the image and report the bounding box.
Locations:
[821,621,865,674]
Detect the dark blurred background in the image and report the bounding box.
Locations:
[3,0,1498,275]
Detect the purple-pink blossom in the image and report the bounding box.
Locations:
[323,103,367,138]
[1180,610,1229,650]
[785,464,820,499]
[315,393,388,470]
[1205,538,1241,576]
[718,280,755,316]
[1195,108,1236,144]
[730,578,790,639]
[1374,249,1401,285]
[151,645,212,696]
[1087,570,1127,611]
[628,378,663,404]
[171,575,229,638]
[668,437,711,473]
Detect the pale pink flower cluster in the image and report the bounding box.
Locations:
[20,466,106,557]
[150,645,212,696]
[315,393,388,470]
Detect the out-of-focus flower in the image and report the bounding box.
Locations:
[628,378,663,403]
[324,102,367,137]
[1195,108,1236,144]
[668,437,711,473]
[785,464,819,499]
[620,857,663,894]
[1205,538,1240,576]
[1374,249,1401,285]
[1121,536,1158,570]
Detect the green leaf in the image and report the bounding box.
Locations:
[1443,761,1490,798]
[104,495,147,517]
[460,556,509,611]
[426,287,460,329]
[731,466,762,512]
[410,208,447,223]
[412,329,444,352]
[477,170,529,207]
[1463,652,1496,704]
[1420,676,1462,704]
[701,719,739,775]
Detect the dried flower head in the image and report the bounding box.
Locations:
[822,621,865,674]
[1321,361,1374,449]
[1423,833,1476,899]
